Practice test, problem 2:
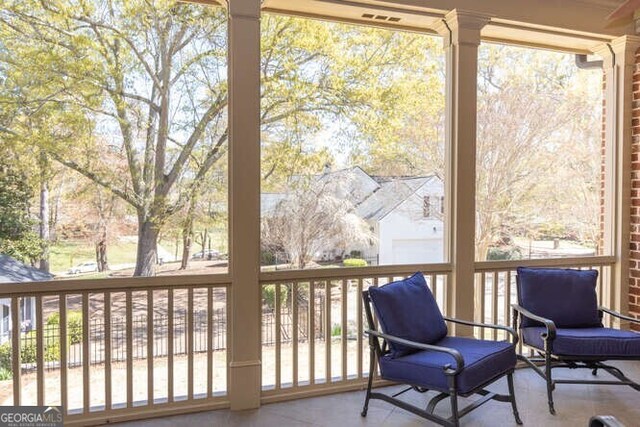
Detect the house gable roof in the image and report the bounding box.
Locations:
[0,254,54,283]
[356,175,439,222]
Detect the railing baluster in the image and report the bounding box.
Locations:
[104,292,112,410]
[11,297,20,406]
[491,273,498,341]
[126,290,133,407]
[82,292,90,413]
[325,281,331,384]
[207,286,213,397]
[357,278,363,379]
[292,282,299,387]
[275,283,282,389]
[36,295,44,406]
[480,273,487,338]
[187,287,194,400]
[430,273,437,307]
[309,281,315,385]
[505,271,512,341]
[341,279,347,381]
[168,288,174,402]
[60,295,68,413]
[147,289,154,405]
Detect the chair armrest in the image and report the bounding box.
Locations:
[365,329,464,374]
[599,306,640,324]
[511,304,557,340]
[443,316,519,344]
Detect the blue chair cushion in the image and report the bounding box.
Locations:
[379,336,516,394]
[517,267,601,328]
[522,327,640,357]
[368,272,447,358]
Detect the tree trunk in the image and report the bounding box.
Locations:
[134,217,159,277]
[95,231,108,272]
[180,232,192,270]
[39,151,50,272]
[180,218,193,270]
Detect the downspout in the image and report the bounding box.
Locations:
[575,54,603,69]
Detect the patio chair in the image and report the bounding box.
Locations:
[513,267,640,415]
[361,272,522,427]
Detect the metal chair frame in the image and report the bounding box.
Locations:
[361,290,523,427]
[512,303,640,415]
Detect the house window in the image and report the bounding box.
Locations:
[423,196,431,218]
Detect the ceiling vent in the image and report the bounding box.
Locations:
[361,13,402,23]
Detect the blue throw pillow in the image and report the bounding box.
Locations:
[516,267,601,328]
[368,272,448,358]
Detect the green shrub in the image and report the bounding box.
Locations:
[47,310,83,344]
[343,258,367,267]
[262,285,288,309]
[0,342,10,372]
[0,327,63,373]
[487,247,521,261]
[20,333,37,364]
[331,323,342,337]
[349,250,362,258]
[0,367,11,381]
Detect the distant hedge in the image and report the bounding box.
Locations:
[343,258,367,267]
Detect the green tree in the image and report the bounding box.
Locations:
[1,4,443,276]
[0,150,43,264]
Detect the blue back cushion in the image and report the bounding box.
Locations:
[368,272,447,358]
[516,267,601,328]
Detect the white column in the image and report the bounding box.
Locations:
[595,36,640,328]
[435,10,490,334]
[228,0,262,409]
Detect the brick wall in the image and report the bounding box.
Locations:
[630,48,640,331]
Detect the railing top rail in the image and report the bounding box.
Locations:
[0,273,231,297]
[474,255,616,272]
[259,263,452,282]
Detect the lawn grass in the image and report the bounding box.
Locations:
[49,241,138,274]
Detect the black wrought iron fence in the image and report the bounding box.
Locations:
[0,309,227,371]
[1,301,328,372]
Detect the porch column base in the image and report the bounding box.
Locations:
[230,360,262,410]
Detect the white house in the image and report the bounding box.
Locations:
[358,176,445,265]
[0,255,53,342]
[263,166,445,266]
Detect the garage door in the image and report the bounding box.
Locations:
[391,239,443,264]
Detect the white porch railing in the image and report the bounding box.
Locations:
[0,275,230,426]
[260,256,617,401]
[259,264,451,402]
[474,256,617,351]
[0,257,618,422]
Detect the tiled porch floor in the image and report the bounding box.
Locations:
[117,362,640,426]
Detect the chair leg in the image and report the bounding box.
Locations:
[449,389,460,427]
[545,350,556,415]
[507,372,523,425]
[361,348,375,417]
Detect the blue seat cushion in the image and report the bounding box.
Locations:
[379,336,516,394]
[522,327,640,357]
[517,267,601,328]
[368,272,447,358]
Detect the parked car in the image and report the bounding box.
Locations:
[68,261,98,274]
[191,250,220,260]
